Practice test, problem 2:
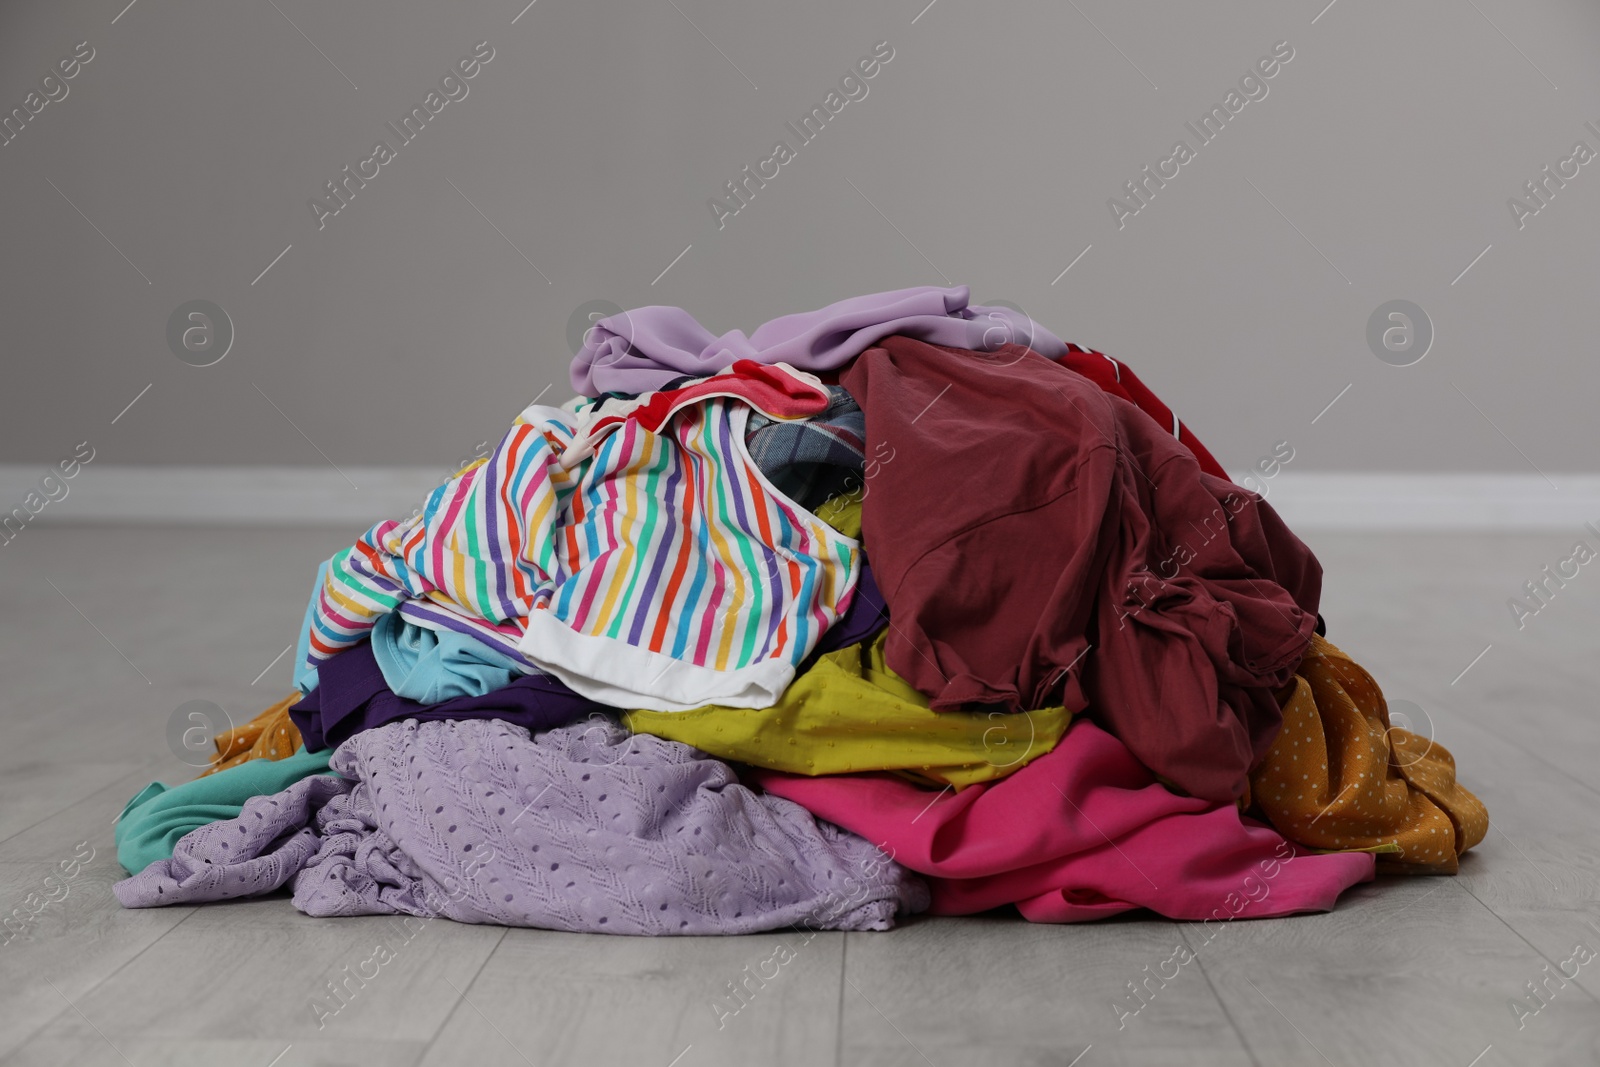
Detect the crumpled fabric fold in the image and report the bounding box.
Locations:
[117,718,928,935]
[625,630,1070,789]
[571,285,1068,396]
[749,719,1374,923]
[1250,634,1488,873]
[840,336,1321,802]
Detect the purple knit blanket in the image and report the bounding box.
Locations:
[114,717,927,935]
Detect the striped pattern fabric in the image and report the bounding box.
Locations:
[536,398,857,677]
[306,396,859,711]
[307,404,580,667]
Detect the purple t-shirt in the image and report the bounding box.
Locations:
[289,640,604,752]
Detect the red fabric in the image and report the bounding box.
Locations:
[617,359,827,432]
[839,336,1321,802]
[750,720,1374,922]
[561,359,829,467]
[1056,344,1228,479]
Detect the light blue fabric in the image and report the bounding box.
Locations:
[293,556,525,703]
[370,612,524,704]
[292,559,330,695]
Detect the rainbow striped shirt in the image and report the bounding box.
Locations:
[307,395,859,711]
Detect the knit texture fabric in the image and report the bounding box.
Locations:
[115,718,927,935]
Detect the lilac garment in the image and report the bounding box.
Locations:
[115,718,929,935]
[289,638,605,753]
[572,285,1068,397]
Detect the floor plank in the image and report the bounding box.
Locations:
[839,914,1248,1067]
[0,858,194,1060]
[4,1036,421,1067]
[1184,874,1600,1067]
[417,927,845,1067]
[20,903,503,1048]
[2,525,1598,1065]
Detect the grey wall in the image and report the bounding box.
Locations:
[2,0,1597,477]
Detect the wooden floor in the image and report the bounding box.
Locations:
[1,523,1598,1066]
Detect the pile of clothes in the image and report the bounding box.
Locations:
[114,286,1487,933]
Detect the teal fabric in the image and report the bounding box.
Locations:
[292,559,330,695]
[370,612,523,704]
[115,747,335,875]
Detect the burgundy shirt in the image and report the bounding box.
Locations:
[840,336,1320,802]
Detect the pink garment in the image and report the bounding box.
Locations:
[748,720,1374,923]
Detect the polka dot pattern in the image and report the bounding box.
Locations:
[1249,635,1488,874]
[202,693,304,777]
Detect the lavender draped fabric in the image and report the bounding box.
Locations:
[115,718,928,935]
[572,285,1067,397]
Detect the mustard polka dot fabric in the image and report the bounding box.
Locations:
[202,692,303,777]
[1250,634,1488,873]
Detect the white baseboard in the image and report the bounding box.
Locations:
[0,466,1596,530]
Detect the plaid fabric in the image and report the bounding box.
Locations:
[745,386,865,509]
